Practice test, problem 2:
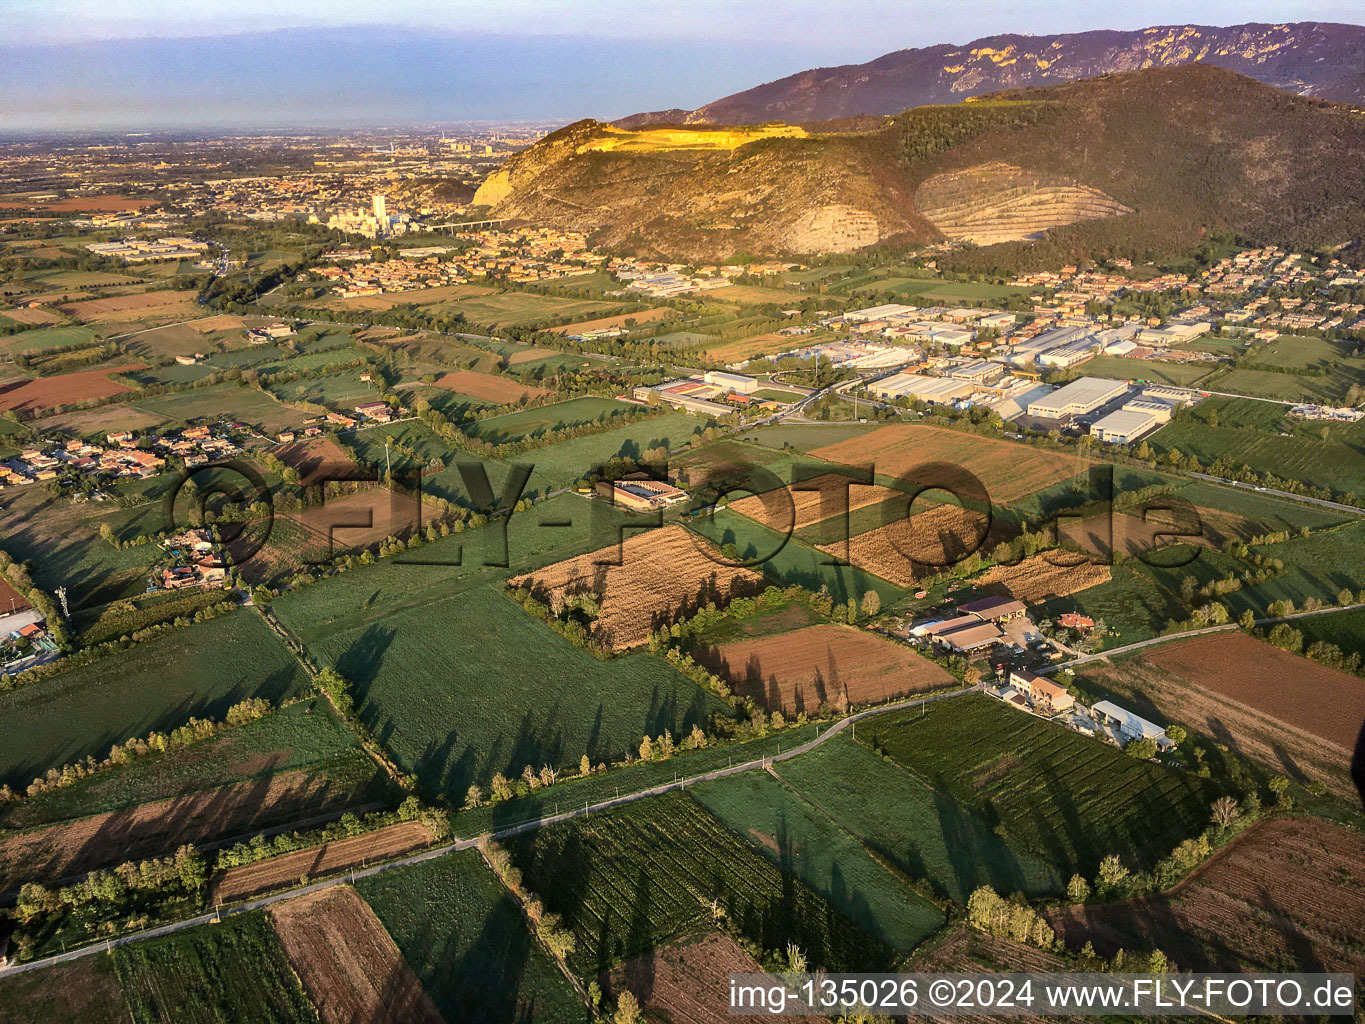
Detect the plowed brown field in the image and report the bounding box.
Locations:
[606,933,762,1024]
[269,887,443,1024]
[729,473,902,532]
[1144,633,1365,751]
[810,424,1088,504]
[973,553,1110,602]
[1046,817,1365,974]
[695,623,953,713]
[214,821,433,903]
[59,290,200,322]
[0,771,377,892]
[0,363,144,415]
[509,524,764,649]
[275,436,359,487]
[432,369,551,404]
[819,504,995,587]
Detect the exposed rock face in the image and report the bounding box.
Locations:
[915,162,1132,244]
[619,22,1365,126]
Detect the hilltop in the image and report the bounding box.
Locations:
[619,22,1365,127]
[472,66,1365,262]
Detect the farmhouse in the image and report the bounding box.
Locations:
[1091,700,1172,749]
[1008,669,1075,712]
[934,620,1005,653]
[354,401,395,423]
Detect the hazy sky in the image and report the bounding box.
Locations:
[2,0,1359,131]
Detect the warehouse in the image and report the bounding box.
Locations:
[1089,408,1159,444]
[869,373,973,404]
[1027,376,1129,419]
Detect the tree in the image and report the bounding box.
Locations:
[1095,854,1130,897]
[463,784,483,810]
[1125,736,1158,760]
[15,882,61,920]
[638,735,654,761]
[1268,775,1290,804]
[614,990,642,1024]
[579,754,591,777]
[315,668,354,717]
[1066,874,1091,903]
[860,590,881,616]
[1165,724,1187,746]
[1210,795,1240,828]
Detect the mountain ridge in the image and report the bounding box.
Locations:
[478,66,1365,263]
[616,22,1365,127]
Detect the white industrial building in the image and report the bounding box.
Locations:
[869,373,973,404]
[1027,376,1129,419]
[1090,408,1159,444]
[1091,700,1173,749]
[702,370,758,394]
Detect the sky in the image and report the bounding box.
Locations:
[1,0,1359,131]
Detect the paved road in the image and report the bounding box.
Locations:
[0,685,980,978]
[1187,472,1364,518]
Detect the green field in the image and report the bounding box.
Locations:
[0,324,99,354]
[771,735,1066,902]
[737,421,886,452]
[358,850,584,1024]
[305,583,728,803]
[270,493,634,641]
[442,291,615,328]
[858,695,1223,875]
[689,770,944,951]
[1232,522,1365,613]
[0,699,387,832]
[467,396,633,444]
[266,368,376,409]
[688,508,904,607]
[132,382,301,432]
[0,611,311,789]
[1291,605,1365,663]
[508,791,893,976]
[112,912,315,1024]
[1079,353,1218,388]
[522,411,712,495]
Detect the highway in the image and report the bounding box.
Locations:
[0,685,980,978]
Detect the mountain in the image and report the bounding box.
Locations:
[474,66,1365,263]
[620,22,1365,127]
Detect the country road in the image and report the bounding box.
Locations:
[0,685,981,979]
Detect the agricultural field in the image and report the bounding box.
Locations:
[430,368,551,404]
[699,331,805,365]
[841,277,1025,304]
[858,694,1223,875]
[520,410,711,495]
[1078,353,1218,388]
[131,381,302,433]
[439,290,617,328]
[284,486,425,557]
[1293,605,1365,666]
[59,289,201,324]
[112,911,317,1024]
[0,611,311,791]
[0,362,144,415]
[0,698,379,833]
[304,581,729,802]
[274,435,357,486]
[821,504,997,588]
[508,523,765,649]
[738,421,885,452]
[688,508,905,607]
[1046,816,1365,974]
[1075,651,1359,800]
[508,791,894,976]
[726,471,903,533]
[774,736,1066,902]
[550,306,676,335]
[317,282,497,311]
[1143,632,1365,752]
[606,934,761,1024]
[972,552,1112,603]
[0,954,131,1024]
[688,770,945,951]
[357,849,585,1024]
[267,886,443,1024]
[809,424,1090,504]
[215,821,433,902]
[693,623,954,713]
[0,324,98,354]
[467,396,633,444]
[1148,418,1365,497]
